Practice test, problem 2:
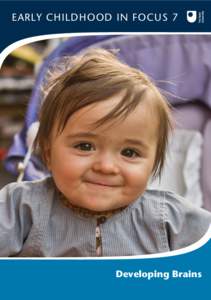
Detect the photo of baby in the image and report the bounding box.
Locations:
[0,35,211,257]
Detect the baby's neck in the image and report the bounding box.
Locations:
[60,195,126,219]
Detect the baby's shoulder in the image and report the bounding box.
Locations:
[4,176,53,192]
[143,188,195,209]
[142,188,211,224]
[0,176,55,205]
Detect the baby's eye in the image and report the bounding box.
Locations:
[74,142,95,151]
[121,148,140,158]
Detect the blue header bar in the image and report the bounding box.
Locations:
[0,1,211,50]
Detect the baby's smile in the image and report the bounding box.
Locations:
[85,181,120,188]
[84,173,123,188]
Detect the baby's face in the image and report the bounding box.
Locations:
[45,94,158,212]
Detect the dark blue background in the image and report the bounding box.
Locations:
[0,1,211,299]
[0,1,211,51]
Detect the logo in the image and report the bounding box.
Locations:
[186,10,204,24]
[186,11,197,23]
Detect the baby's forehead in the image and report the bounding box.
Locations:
[59,98,159,143]
[53,86,162,140]
[70,93,155,119]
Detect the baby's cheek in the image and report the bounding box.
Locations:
[126,168,150,191]
[58,156,84,173]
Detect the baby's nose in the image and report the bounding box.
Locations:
[92,152,119,174]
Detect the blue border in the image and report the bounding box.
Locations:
[1,1,211,299]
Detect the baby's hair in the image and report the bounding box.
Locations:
[35,48,173,178]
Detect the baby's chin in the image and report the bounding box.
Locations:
[69,197,128,213]
[78,202,121,213]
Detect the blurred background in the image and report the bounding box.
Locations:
[0,38,63,187]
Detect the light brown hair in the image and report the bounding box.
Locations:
[35,48,172,178]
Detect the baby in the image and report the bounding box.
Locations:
[0,48,211,257]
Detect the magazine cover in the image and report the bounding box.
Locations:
[0,1,211,299]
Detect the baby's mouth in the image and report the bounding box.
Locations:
[85,179,120,188]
